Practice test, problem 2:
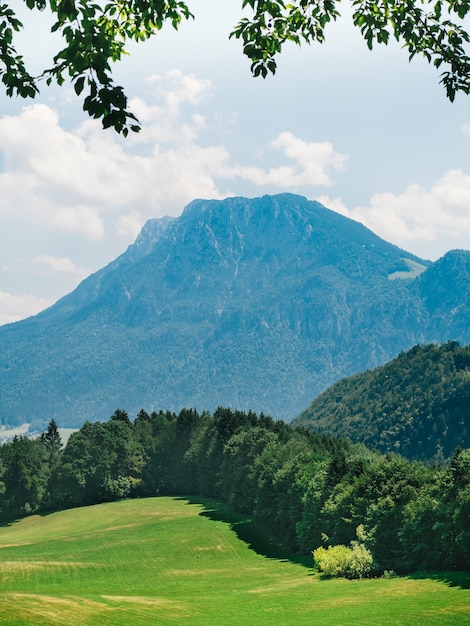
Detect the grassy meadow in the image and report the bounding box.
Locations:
[0,497,469,625]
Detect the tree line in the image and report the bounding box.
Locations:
[0,408,468,575]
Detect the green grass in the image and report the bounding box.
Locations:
[0,497,469,625]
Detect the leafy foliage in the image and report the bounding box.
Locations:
[294,341,470,461]
[0,435,47,519]
[232,0,470,101]
[313,540,374,579]
[233,0,470,101]
[2,1,470,133]
[1,0,193,134]
[51,415,144,507]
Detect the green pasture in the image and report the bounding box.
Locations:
[0,497,468,625]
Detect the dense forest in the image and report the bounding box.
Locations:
[0,407,468,576]
[294,342,470,461]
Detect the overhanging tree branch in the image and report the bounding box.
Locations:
[1,0,470,134]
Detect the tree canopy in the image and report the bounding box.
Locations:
[1,1,470,134]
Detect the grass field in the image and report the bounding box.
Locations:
[0,497,469,625]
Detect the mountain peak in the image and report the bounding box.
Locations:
[130,215,174,258]
[0,194,468,428]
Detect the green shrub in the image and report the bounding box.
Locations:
[348,541,374,578]
[313,545,351,577]
[313,541,373,579]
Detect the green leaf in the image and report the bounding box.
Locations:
[74,75,85,95]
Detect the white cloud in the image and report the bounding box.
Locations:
[271,133,347,183]
[0,292,52,326]
[116,212,146,238]
[314,195,350,217]
[0,74,349,260]
[333,169,470,260]
[0,90,228,238]
[145,69,213,108]
[33,255,88,277]
[0,105,106,238]
[462,123,470,136]
[233,132,347,188]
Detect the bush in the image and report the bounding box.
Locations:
[313,545,352,577]
[313,541,373,579]
[348,541,374,578]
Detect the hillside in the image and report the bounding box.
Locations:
[1,497,468,625]
[293,342,470,461]
[1,193,470,428]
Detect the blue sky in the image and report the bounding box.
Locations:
[0,1,469,324]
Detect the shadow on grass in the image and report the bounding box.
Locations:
[0,502,96,529]
[410,570,470,590]
[178,496,313,570]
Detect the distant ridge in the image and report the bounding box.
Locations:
[292,341,470,461]
[1,193,469,428]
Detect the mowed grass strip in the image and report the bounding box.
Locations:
[0,497,468,625]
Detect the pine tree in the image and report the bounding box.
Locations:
[41,419,62,464]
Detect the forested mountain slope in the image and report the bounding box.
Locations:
[293,342,470,461]
[1,193,470,428]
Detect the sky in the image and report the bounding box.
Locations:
[0,1,470,325]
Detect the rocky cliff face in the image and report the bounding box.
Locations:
[0,193,468,428]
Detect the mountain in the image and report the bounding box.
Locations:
[1,193,470,429]
[292,342,470,461]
